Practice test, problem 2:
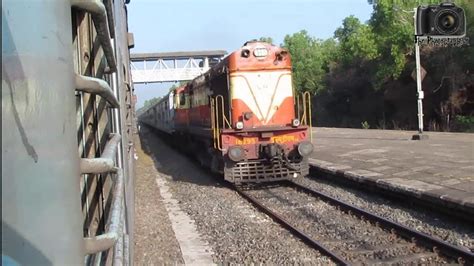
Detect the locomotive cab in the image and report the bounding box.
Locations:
[211,41,313,183]
[143,41,313,184]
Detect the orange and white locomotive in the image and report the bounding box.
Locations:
[140,41,313,183]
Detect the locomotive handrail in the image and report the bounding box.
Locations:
[84,168,124,254]
[298,92,312,141]
[71,0,117,73]
[210,98,217,149]
[80,133,121,174]
[75,74,120,108]
[303,91,313,141]
[299,95,306,126]
[212,95,232,151]
[296,94,301,121]
[216,95,232,129]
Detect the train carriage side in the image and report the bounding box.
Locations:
[140,91,175,135]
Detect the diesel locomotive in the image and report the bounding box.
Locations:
[140,41,313,183]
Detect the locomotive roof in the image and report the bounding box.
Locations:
[173,41,292,94]
[226,41,292,72]
[185,42,292,90]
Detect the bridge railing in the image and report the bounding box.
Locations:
[130,51,226,83]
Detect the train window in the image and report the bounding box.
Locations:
[179,94,186,106]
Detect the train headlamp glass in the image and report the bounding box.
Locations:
[292,118,300,127]
[228,146,245,162]
[297,141,314,157]
[253,48,268,58]
[235,121,244,130]
[244,112,253,120]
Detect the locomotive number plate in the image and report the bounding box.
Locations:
[234,135,297,145]
[271,135,297,144]
[235,137,258,145]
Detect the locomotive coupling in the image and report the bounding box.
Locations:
[260,143,285,160]
[297,141,314,157]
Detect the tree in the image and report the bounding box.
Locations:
[283,30,335,94]
[282,0,474,130]
[334,16,379,65]
[168,81,189,92]
[258,37,274,44]
[143,97,162,108]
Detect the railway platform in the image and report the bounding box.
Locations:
[309,127,474,218]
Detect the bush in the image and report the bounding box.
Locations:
[361,121,370,129]
[453,115,474,132]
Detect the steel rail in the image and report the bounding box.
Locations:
[234,186,349,265]
[288,180,474,265]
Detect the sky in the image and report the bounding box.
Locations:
[128,0,374,108]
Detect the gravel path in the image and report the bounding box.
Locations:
[140,128,331,264]
[246,185,448,264]
[295,176,474,252]
[133,132,184,264]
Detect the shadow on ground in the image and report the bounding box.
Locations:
[138,125,225,188]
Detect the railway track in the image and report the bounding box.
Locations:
[235,181,474,265]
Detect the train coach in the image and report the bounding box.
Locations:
[140,41,313,183]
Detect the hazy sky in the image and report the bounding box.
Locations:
[128,0,373,108]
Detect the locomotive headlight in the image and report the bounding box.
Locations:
[292,118,300,127]
[297,141,314,157]
[244,112,253,120]
[253,48,268,58]
[228,146,245,162]
[235,121,244,130]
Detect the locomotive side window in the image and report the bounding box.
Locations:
[179,93,186,106]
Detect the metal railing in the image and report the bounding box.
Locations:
[211,95,231,150]
[71,0,117,72]
[72,0,134,264]
[84,169,124,254]
[298,91,313,141]
[2,0,134,264]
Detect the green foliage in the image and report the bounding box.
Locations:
[258,37,274,44]
[361,121,370,129]
[143,96,162,108]
[335,16,379,64]
[455,115,474,124]
[284,0,473,131]
[283,30,336,94]
[368,1,414,87]
[454,115,474,132]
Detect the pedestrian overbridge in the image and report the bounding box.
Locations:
[130,50,227,84]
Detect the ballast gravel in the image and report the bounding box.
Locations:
[140,129,331,264]
[135,126,472,264]
[133,133,184,264]
[295,177,474,252]
[247,185,448,264]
